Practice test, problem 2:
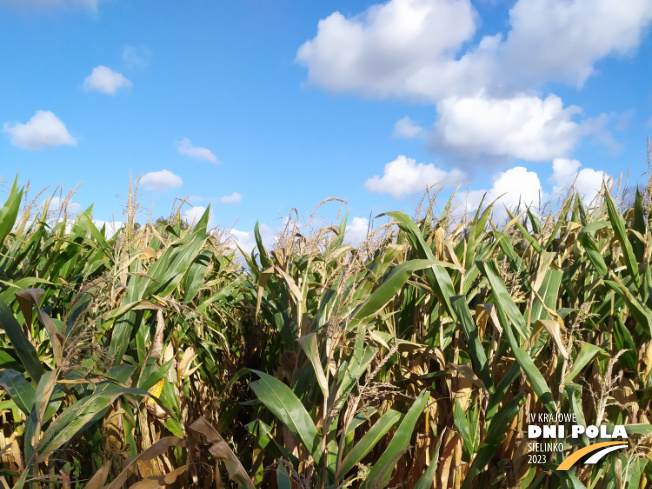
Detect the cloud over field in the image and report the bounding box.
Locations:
[175,138,218,163]
[465,166,543,223]
[393,116,424,139]
[220,192,242,204]
[298,0,652,164]
[296,0,478,101]
[298,0,652,100]
[183,206,213,227]
[122,45,151,69]
[0,0,103,12]
[84,66,131,95]
[550,158,611,203]
[4,110,77,150]
[229,224,274,254]
[430,93,586,161]
[364,155,466,199]
[344,217,370,247]
[42,196,82,216]
[462,159,611,223]
[140,170,183,191]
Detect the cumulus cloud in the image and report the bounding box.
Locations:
[298,0,652,100]
[0,0,102,11]
[296,0,478,101]
[4,110,77,150]
[83,66,131,95]
[430,93,586,161]
[466,166,543,223]
[550,158,610,203]
[42,196,82,216]
[229,224,274,254]
[122,45,151,69]
[140,170,182,192]
[220,192,242,204]
[500,0,652,87]
[393,116,424,138]
[344,217,370,247]
[364,155,466,199]
[298,0,652,164]
[183,206,213,228]
[175,138,218,163]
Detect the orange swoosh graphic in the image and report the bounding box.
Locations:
[557,441,626,470]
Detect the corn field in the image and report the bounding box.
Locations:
[1,175,652,489]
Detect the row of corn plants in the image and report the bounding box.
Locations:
[1,175,652,488]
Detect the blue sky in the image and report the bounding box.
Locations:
[1,0,651,248]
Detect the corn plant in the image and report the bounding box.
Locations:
[2,175,652,489]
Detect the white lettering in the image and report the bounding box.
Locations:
[528,425,542,438]
[586,425,599,438]
[612,425,627,439]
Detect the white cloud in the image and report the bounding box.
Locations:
[83,66,131,95]
[430,93,586,161]
[0,0,102,11]
[42,196,82,216]
[463,161,612,223]
[297,0,652,165]
[364,155,466,199]
[3,110,77,150]
[344,217,370,247]
[92,220,124,238]
[182,206,213,228]
[220,192,242,204]
[550,158,610,203]
[140,170,183,192]
[499,0,652,87]
[298,0,652,100]
[296,0,478,101]
[122,45,151,69]
[393,116,424,138]
[465,166,543,223]
[188,195,208,204]
[175,138,218,163]
[229,224,274,253]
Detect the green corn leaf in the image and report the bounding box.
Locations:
[413,427,446,489]
[613,317,637,371]
[578,231,609,278]
[604,277,652,339]
[248,370,321,463]
[454,399,474,457]
[461,393,525,489]
[254,221,272,269]
[353,259,452,322]
[338,409,402,478]
[0,368,36,415]
[477,259,528,340]
[382,212,457,319]
[194,204,212,232]
[452,295,494,393]
[297,332,328,398]
[0,178,22,245]
[35,385,149,463]
[605,190,641,293]
[0,297,45,383]
[564,343,606,384]
[507,321,556,413]
[362,390,429,489]
[505,209,542,253]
